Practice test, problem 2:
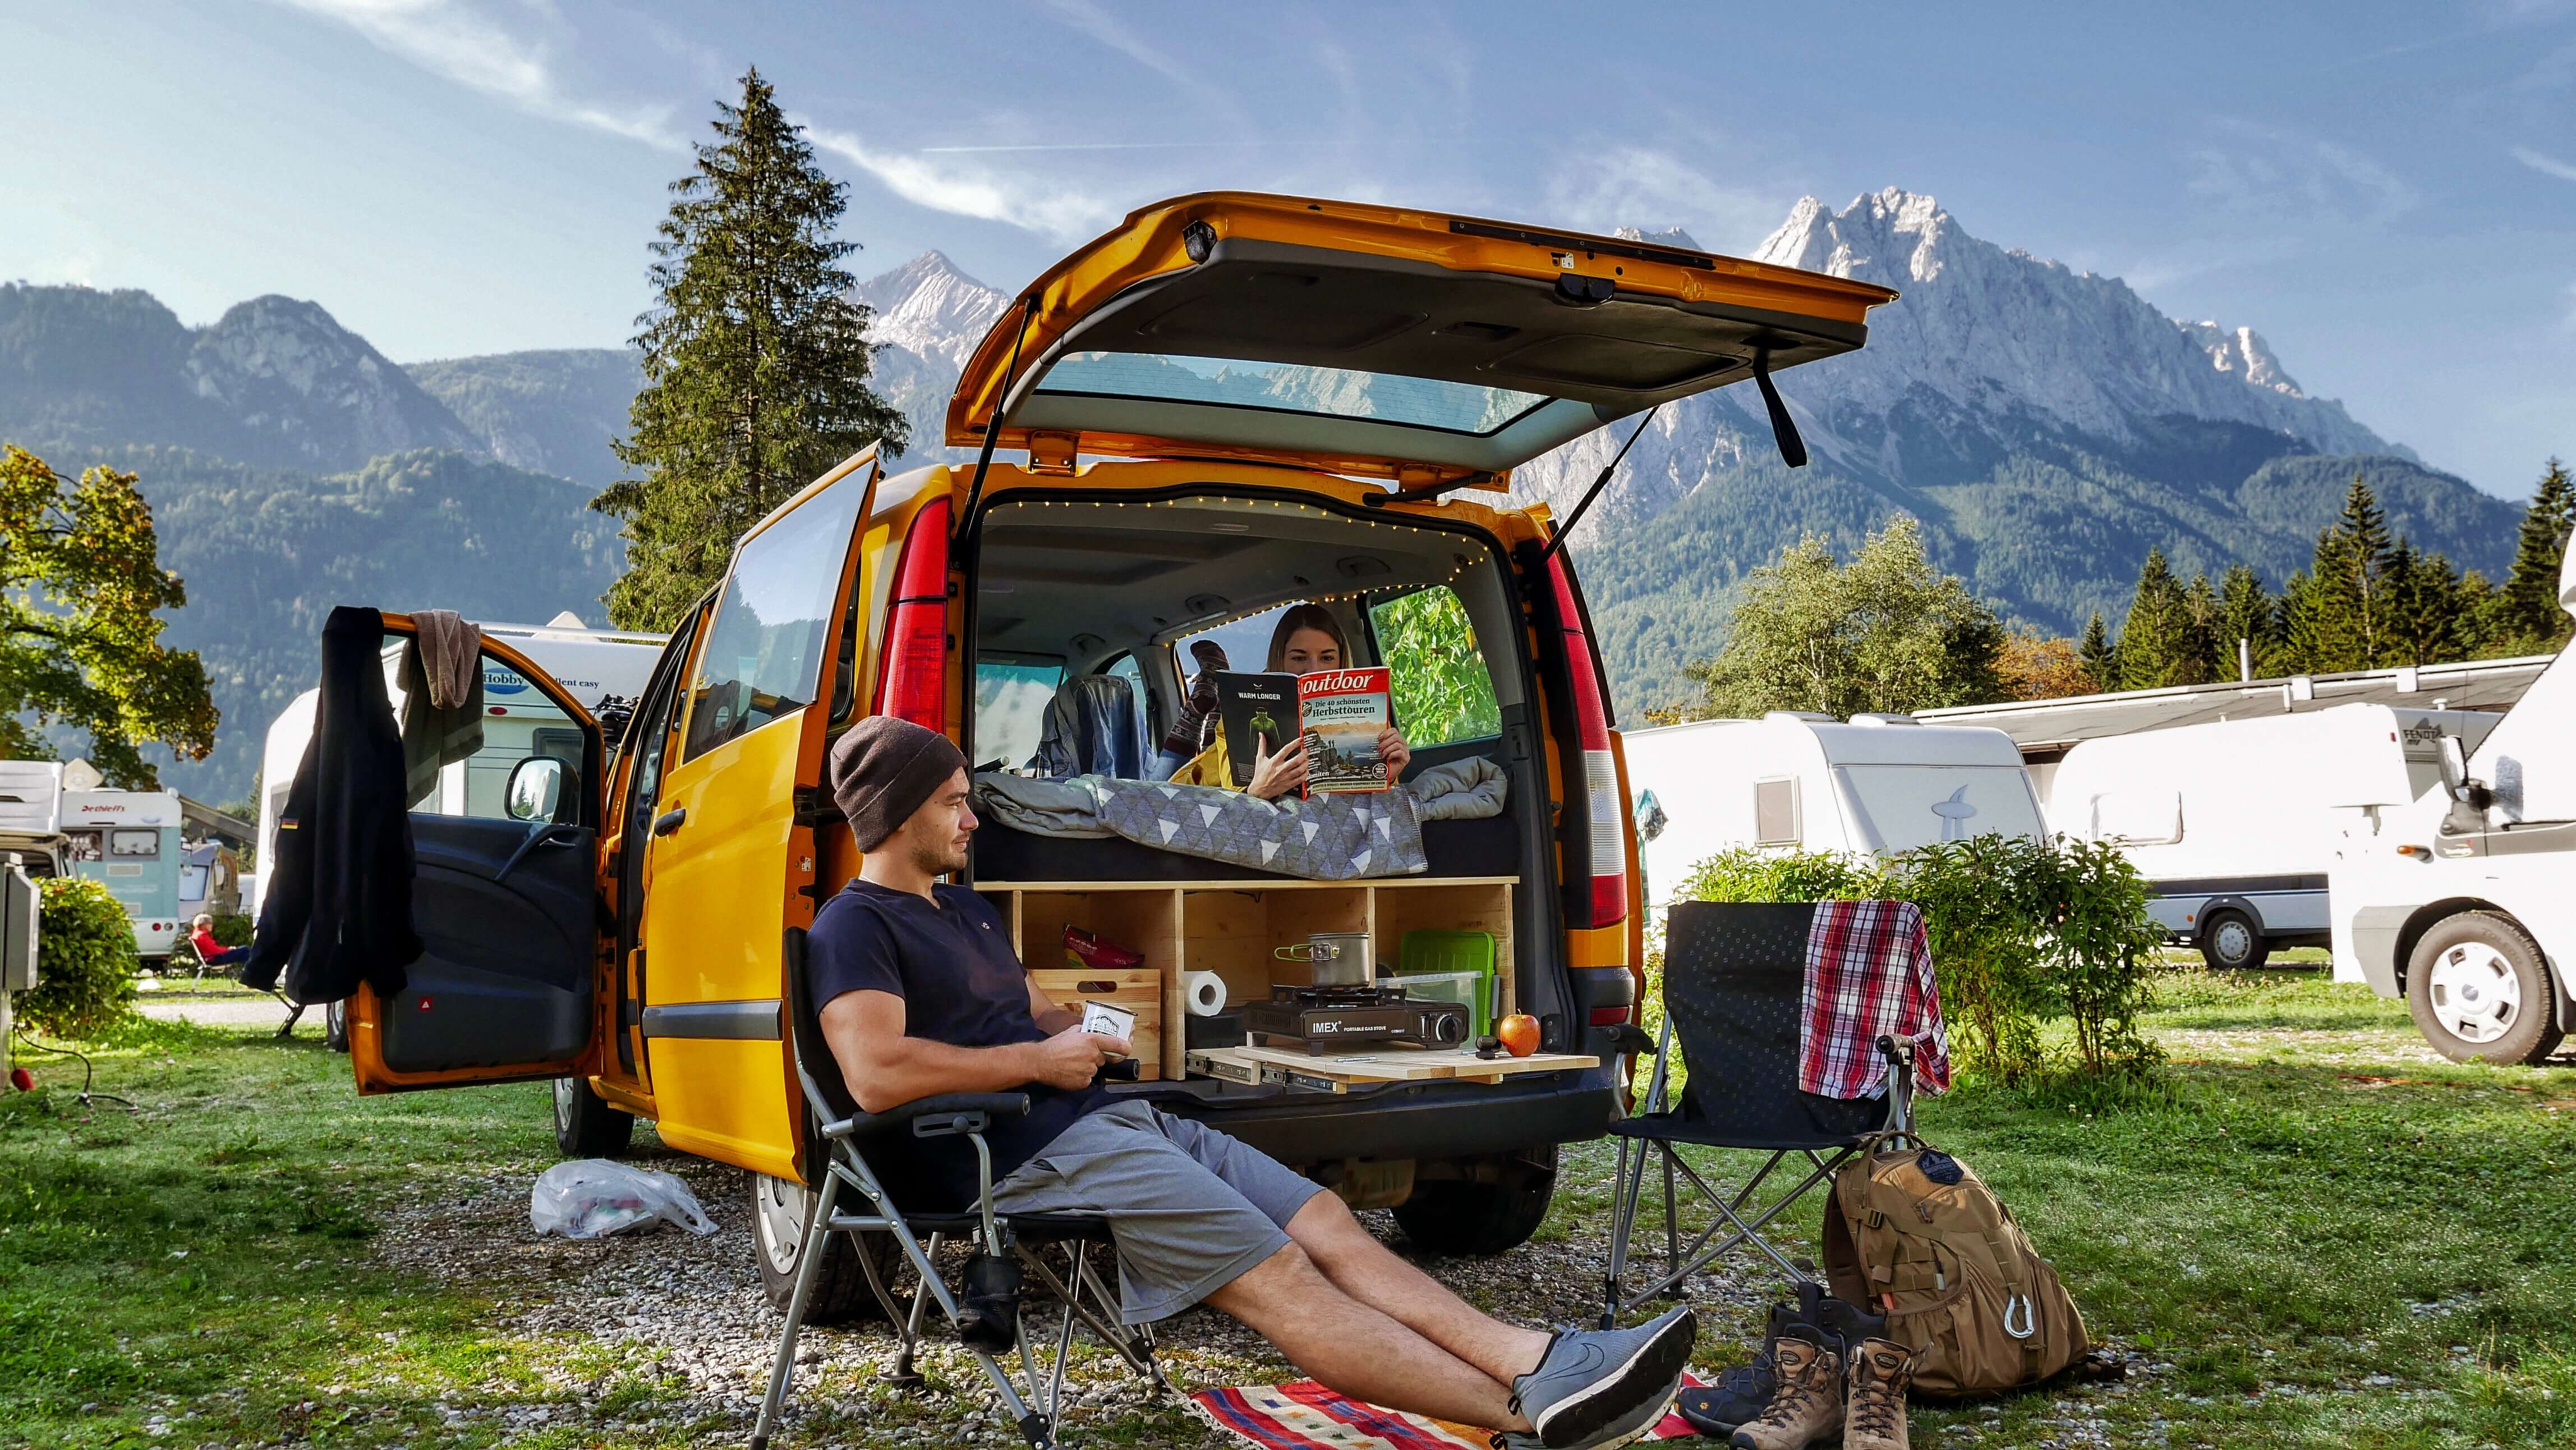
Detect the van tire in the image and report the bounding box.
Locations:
[2196,911,2269,971]
[2406,912,2565,1066]
[1392,1149,1557,1258]
[324,999,349,1053]
[553,1076,635,1157]
[750,1172,902,1323]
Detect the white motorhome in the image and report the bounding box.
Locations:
[1622,712,2045,911]
[2045,704,2501,970]
[2333,550,2574,1065]
[256,617,665,888]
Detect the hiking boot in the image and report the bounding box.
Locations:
[1509,1306,1696,1449]
[1678,1284,1886,1437]
[1727,1326,1843,1450]
[1842,1337,1916,1450]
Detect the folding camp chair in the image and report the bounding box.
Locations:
[1598,901,1921,1328]
[752,928,1169,1450]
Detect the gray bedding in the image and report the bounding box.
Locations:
[970,757,1508,882]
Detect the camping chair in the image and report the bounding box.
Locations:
[1597,901,1922,1328]
[753,928,1169,1450]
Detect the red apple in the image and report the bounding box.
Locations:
[1496,1013,1540,1058]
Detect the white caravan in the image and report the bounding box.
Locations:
[1622,712,2045,912]
[256,617,665,896]
[2332,550,2574,1064]
[2045,703,2501,970]
[0,760,68,878]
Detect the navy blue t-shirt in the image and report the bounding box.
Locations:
[807,879,1107,1211]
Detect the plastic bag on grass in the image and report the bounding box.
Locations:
[530,1159,717,1239]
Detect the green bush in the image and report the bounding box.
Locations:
[17,877,141,1040]
[210,914,252,948]
[1675,833,2165,1085]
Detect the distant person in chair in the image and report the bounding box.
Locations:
[1170,603,1411,799]
[188,914,250,969]
[809,717,1693,1448]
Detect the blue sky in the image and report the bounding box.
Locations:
[4,1,2572,500]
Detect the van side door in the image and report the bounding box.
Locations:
[635,449,880,1180]
[349,623,606,1093]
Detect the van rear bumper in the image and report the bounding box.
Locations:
[1127,1069,1621,1168]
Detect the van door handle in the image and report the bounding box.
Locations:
[652,807,688,837]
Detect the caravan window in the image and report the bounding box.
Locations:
[109,829,160,858]
[2091,790,2183,845]
[1754,778,1800,846]
[1840,765,2046,854]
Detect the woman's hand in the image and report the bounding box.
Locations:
[1246,735,1308,800]
[1377,727,1412,781]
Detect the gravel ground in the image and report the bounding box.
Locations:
[370,1137,1772,1448]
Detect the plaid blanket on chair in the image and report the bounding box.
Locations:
[1799,900,1953,1099]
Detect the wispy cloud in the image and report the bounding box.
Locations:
[1543,149,1783,254]
[274,0,680,149]
[1038,0,1245,126]
[2512,145,2576,181]
[2187,121,2419,226]
[806,125,1120,242]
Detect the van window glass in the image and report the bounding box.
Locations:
[629,610,702,814]
[1173,605,1297,680]
[976,658,1065,769]
[2090,789,2182,846]
[180,863,208,900]
[1754,779,1799,846]
[110,829,160,858]
[1368,586,1501,747]
[1037,352,1550,437]
[682,472,870,761]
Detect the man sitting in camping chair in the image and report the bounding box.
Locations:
[807,717,1695,1449]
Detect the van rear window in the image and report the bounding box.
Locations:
[1035,351,1549,437]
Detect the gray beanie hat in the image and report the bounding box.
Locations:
[829,716,969,852]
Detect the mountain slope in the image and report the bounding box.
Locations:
[407,348,641,489]
[1,283,482,472]
[102,445,625,799]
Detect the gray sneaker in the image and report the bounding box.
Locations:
[1508,1306,1696,1449]
[1494,1360,1683,1450]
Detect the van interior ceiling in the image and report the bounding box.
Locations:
[964,492,1530,775]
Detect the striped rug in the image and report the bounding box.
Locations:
[1186,1375,1703,1448]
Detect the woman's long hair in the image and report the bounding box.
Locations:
[1264,603,1350,672]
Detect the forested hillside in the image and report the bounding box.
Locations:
[407,349,641,489]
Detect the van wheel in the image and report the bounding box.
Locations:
[2197,911,2269,971]
[553,1076,635,1157]
[2407,913,2565,1066]
[324,999,349,1053]
[1393,1148,1557,1258]
[750,1172,903,1323]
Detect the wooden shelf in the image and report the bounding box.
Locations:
[976,875,1517,892]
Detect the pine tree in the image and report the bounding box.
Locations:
[2179,571,2224,684]
[2116,547,2193,690]
[2307,473,2393,669]
[2382,542,2471,666]
[2077,611,2116,692]
[2215,565,2276,679]
[2494,457,2574,650]
[593,68,910,629]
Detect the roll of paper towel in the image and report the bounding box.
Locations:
[1181,970,1228,1017]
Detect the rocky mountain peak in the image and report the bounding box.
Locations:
[851,250,1009,373]
[1614,225,1704,252]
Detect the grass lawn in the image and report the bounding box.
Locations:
[4,969,2572,1448]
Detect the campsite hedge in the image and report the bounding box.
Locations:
[16,876,141,1040]
[1680,833,2165,1085]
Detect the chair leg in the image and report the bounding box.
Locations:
[1600,1134,1644,1329]
[888,1231,940,1391]
[752,1173,839,1450]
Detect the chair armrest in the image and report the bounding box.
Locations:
[825,1092,1033,1144]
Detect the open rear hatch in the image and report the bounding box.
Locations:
[946,192,1897,484]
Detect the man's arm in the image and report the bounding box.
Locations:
[818,988,1120,1115]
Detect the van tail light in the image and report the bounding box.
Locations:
[873,497,953,729]
[1539,548,1627,929]
[1588,1006,1633,1027]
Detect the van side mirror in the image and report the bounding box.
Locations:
[505,756,568,823]
[2434,734,2490,834]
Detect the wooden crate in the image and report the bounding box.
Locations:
[1030,967,1163,1081]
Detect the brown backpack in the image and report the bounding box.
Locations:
[1821,1134,2088,1398]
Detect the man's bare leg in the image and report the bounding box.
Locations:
[1204,1239,1531,1432]
[1283,1192,1553,1386]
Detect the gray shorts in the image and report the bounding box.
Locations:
[991,1099,1327,1324]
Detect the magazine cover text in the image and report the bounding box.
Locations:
[1296,667,1392,794]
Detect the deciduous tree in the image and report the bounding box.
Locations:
[594,68,909,629]
[1680,516,2004,719]
[0,445,216,786]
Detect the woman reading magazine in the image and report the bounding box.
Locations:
[1171,603,1411,800]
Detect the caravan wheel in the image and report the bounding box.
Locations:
[2197,911,2269,971]
[2407,913,2564,1066]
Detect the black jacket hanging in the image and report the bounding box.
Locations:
[244,606,423,1003]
